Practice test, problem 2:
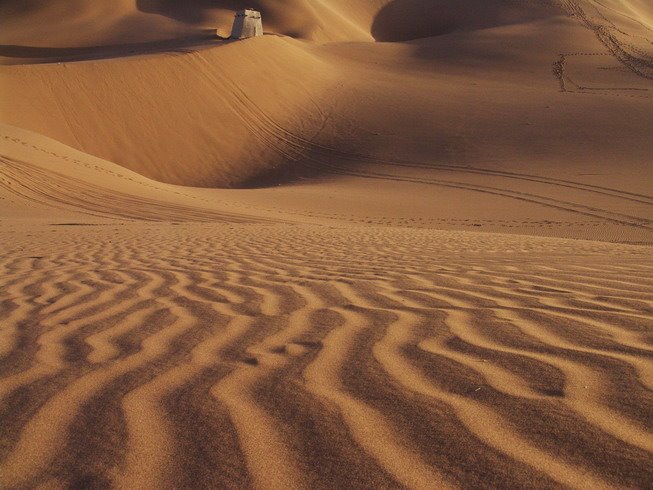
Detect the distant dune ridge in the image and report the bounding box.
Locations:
[1,0,653,488]
[1,0,652,191]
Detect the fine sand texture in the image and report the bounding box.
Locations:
[1,0,653,488]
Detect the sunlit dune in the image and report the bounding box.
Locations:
[1,0,652,488]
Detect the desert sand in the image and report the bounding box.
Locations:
[1,0,652,488]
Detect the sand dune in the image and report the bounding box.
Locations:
[2,0,652,193]
[2,122,651,242]
[1,0,653,488]
[371,0,558,41]
[1,104,652,489]
[1,216,652,488]
[0,0,384,46]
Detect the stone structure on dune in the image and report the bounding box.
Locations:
[230,9,263,40]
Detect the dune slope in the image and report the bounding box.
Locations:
[1,0,651,192]
[1,133,652,486]
[0,0,387,45]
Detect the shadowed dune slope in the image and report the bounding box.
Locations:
[371,0,560,41]
[0,123,277,224]
[0,0,651,244]
[3,0,651,46]
[136,0,389,41]
[0,0,389,45]
[1,0,652,191]
[2,116,652,245]
[0,36,344,187]
[0,0,197,47]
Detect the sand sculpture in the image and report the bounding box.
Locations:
[230,9,263,40]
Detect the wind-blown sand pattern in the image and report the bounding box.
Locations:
[1,0,653,488]
[1,222,652,488]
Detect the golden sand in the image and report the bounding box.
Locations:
[1,1,652,487]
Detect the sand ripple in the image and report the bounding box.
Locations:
[1,224,651,488]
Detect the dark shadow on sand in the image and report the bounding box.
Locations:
[0,30,224,65]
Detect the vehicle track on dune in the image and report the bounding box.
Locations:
[561,0,653,80]
[0,156,269,224]
[1,224,651,488]
[204,57,652,203]
[2,56,651,236]
[168,60,652,233]
[316,162,652,229]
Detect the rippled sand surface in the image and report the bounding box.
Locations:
[1,0,652,487]
[1,222,652,488]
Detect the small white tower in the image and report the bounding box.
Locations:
[230,9,263,40]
